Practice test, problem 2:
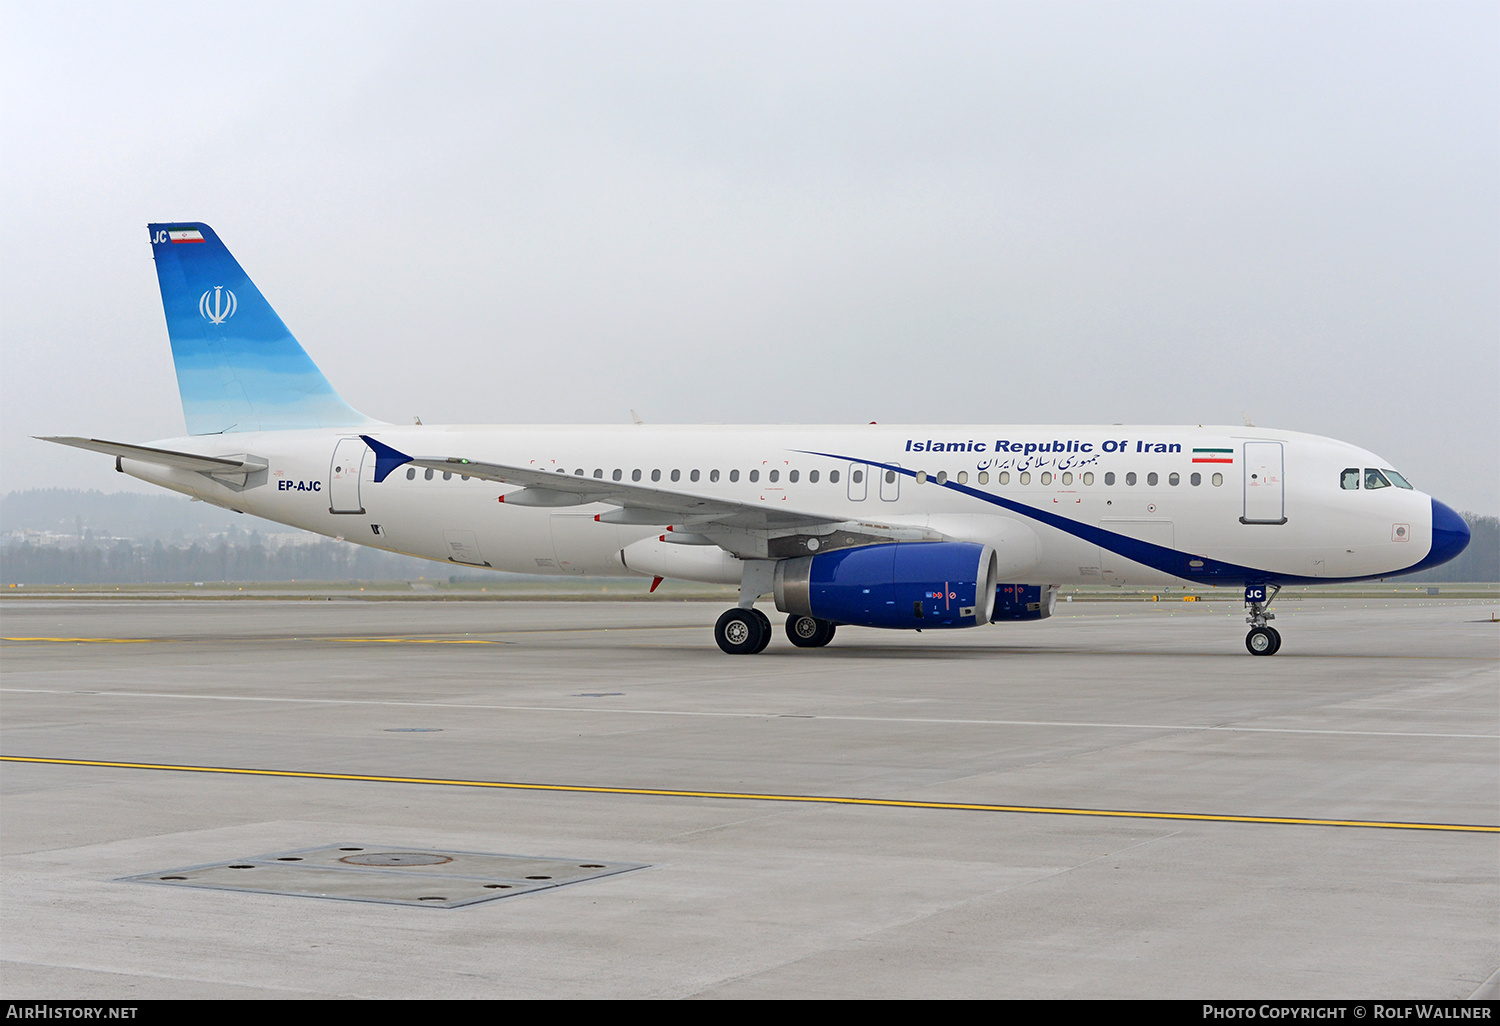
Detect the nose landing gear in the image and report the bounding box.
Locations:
[1244,584,1283,656]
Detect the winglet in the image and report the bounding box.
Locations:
[360,435,412,483]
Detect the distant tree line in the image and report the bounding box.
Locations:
[1,537,444,584]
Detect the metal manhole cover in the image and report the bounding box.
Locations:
[119,844,648,908]
[340,852,453,866]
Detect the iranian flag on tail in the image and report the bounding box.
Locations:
[168,227,205,243]
[1192,448,1234,464]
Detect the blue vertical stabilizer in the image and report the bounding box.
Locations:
[148,222,372,434]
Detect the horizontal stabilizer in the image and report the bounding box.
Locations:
[39,436,267,485]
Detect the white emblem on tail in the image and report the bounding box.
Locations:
[199,286,237,324]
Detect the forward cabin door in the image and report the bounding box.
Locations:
[328,437,367,514]
[1241,441,1286,525]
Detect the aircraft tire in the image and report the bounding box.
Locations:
[715,609,766,655]
[1266,627,1282,655]
[1246,627,1277,656]
[751,608,773,652]
[786,615,835,648]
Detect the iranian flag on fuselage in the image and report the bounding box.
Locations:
[167,228,205,243]
[1192,448,1234,464]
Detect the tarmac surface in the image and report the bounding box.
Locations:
[2,595,1497,999]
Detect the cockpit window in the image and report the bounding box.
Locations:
[1364,468,1391,490]
[1341,468,1360,490]
[1383,469,1414,489]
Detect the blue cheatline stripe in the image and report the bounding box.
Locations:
[360,435,413,483]
[795,449,1430,587]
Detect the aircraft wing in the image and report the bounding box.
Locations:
[362,435,938,558]
[406,453,842,530]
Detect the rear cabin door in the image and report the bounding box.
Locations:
[1241,442,1286,524]
[328,437,367,514]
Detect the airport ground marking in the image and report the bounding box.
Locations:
[3,756,1495,833]
[1,636,504,645]
[3,688,1495,741]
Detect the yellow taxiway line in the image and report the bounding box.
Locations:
[2,755,1494,833]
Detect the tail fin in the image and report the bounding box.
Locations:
[148,222,372,435]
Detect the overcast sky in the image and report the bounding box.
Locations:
[3,1,1496,513]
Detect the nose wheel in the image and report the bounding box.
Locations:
[1246,626,1282,656]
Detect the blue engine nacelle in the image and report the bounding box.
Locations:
[990,583,1059,621]
[774,542,999,630]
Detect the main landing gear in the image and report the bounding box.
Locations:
[713,609,837,654]
[714,608,772,655]
[1244,584,1283,656]
[785,614,836,649]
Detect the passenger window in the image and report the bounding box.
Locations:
[1082,472,1093,485]
[1147,472,1158,486]
[809,470,819,483]
[1104,472,1115,486]
[1341,468,1360,490]
[461,475,470,481]
[1212,473,1223,486]
[885,470,896,484]
[442,471,452,481]
[978,471,989,485]
[1125,472,1136,486]
[936,471,947,484]
[690,469,699,482]
[829,470,839,483]
[406,467,416,480]
[769,470,779,482]
[651,469,662,482]
[729,470,739,482]
[749,470,760,482]
[1168,472,1179,486]
[852,470,863,484]
[789,470,798,483]
[574,469,584,476]
[1364,469,1391,490]
[956,471,968,484]
[1040,472,1052,485]
[594,469,603,478]
[613,469,622,481]
[670,469,680,482]
[632,469,641,482]
[1383,469,1414,489]
[997,471,1009,484]
[1190,472,1201,486]
[709,470,719,483]
[1062,472,1073,485]
[424,468,434,481]
[1019,472,1031,485]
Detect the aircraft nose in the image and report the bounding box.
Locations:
[1428,499,1470,568]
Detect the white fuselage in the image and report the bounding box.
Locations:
[116,423,1439,588]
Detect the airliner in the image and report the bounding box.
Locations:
[42,223,1470,655]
